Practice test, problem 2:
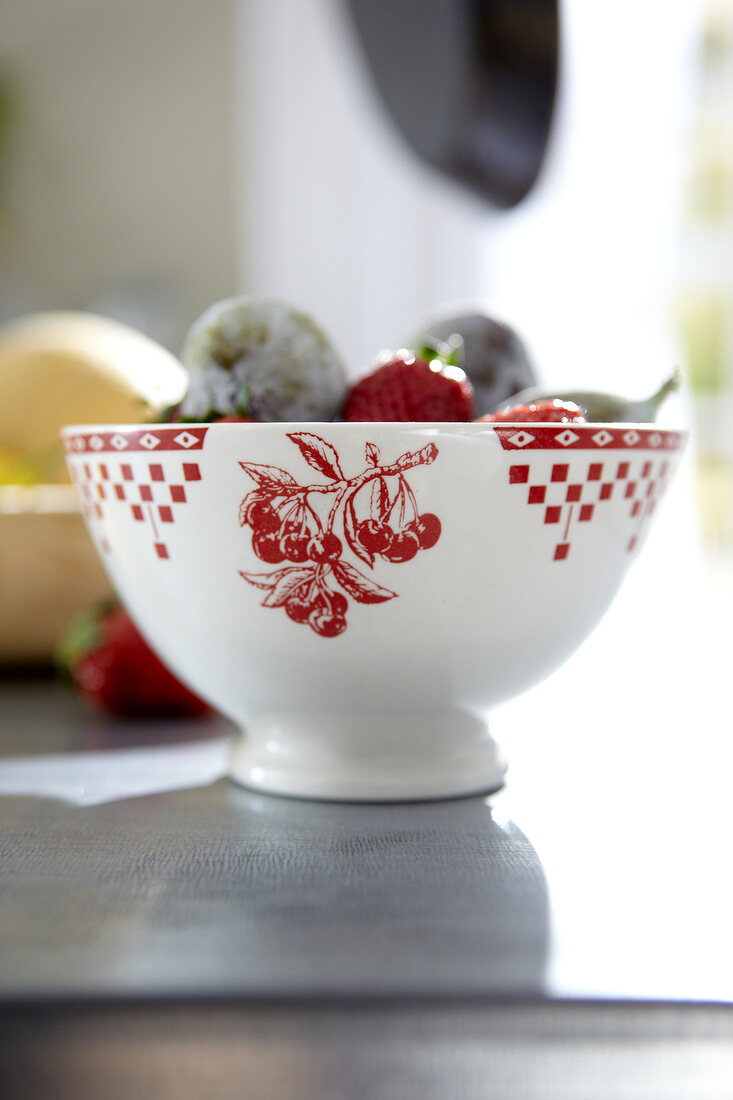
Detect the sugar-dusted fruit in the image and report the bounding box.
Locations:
[175,296,348,422]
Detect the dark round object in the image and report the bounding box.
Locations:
[421,310,537,417]
[344,0,559,209]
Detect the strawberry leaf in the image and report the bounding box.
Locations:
[261,566,315,608]
[239,461,297,490]
[344,494,373,567]
[287,433,344,480]
[332,560,396,604]
[55,598,117,670]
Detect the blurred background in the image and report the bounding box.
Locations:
[1,0,731,665]
[0,0,704,366]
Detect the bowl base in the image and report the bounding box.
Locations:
[228,709,507,803]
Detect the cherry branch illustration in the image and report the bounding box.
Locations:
[237,433,442,637]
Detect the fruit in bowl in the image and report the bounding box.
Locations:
[62,412,685,801]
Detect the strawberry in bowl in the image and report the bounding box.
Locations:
[342,349,474,422]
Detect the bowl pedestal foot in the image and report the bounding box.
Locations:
[228,709,507,802]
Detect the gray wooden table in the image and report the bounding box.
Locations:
[1,672,732,1100]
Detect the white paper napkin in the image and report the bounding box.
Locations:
[0,736,233,806]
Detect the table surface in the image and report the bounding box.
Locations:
[2,490,733,1097]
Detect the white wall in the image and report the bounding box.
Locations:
[1,0,703,385]
[479,0,703,396]
[234,0,701,392]
[234,0,489,375]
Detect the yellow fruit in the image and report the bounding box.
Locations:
[0,448,16,480]
[0,311,188,479]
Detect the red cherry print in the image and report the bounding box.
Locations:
[327,591,348,616]
[309,607,347,637]
[357,519,394,554]
[411,512,441,550]
[280,530,311,562]
[308,532,343,563]
[382,530,420,563]
[285,590,316,623]
[238,433,444,639]
[252,530,286,563]
[247,499,281,534]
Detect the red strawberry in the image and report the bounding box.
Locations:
[57,602,211,719]
[342,352,474,422]
[478,399,587,424]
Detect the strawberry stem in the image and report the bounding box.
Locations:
[418,336,463,368]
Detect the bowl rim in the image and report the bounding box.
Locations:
[60,420,689,434]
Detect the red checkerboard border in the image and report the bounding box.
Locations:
[509,453,674,561]
[69,455,205,561]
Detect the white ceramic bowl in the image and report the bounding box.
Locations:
[63,420,686,801]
